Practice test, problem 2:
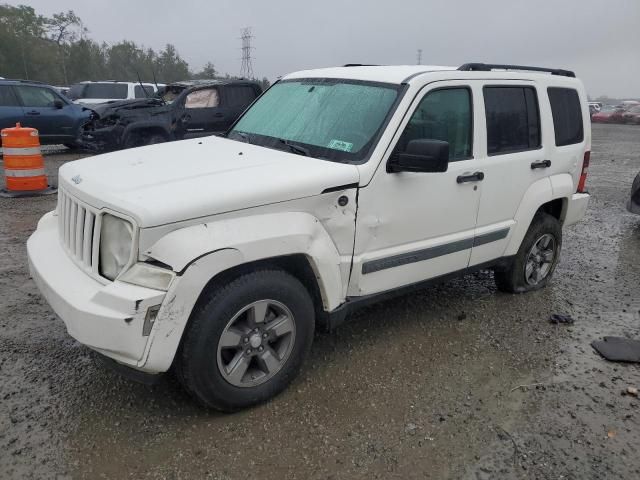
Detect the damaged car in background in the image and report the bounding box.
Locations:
[80,79,262,150]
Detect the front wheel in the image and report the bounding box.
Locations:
[176,269,315,411]
[495,212,562,293]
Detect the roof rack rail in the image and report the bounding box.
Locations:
[342,64,380,67]
[458,63,575,78]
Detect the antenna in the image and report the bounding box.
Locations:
[417,49,423,65]
[135,70,149,97]
[240,27,254,79]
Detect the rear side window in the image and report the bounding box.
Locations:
[395,87,473,161]
[548,87,583,146]
[82,83,128,99]
[0,86,20,106]
[134,85,155,98]
[225,86,257,107]
[484,86,540,155]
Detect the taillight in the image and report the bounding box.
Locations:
[577,151,590,193]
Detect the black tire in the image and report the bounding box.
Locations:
[176,269,315,411]
[146,133,167,145]
[495,212,562,293]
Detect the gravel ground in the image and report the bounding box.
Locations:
[1,124,639,479]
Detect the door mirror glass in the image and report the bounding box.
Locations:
[53,99,64,109]
[387,139,449,173]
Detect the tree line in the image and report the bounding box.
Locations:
[0,4,269,88]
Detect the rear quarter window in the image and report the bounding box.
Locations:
[484,86,541,155]
[548,87,584,146]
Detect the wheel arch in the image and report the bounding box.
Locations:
[504,177,569,256]
[140,212,345,372]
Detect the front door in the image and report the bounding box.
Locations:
[351,82,482,296]
[180,87,228,138]
[13,85,76,142]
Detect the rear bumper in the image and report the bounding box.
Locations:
[27,211,167,371]
[564,192,590,226]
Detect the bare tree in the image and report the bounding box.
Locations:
[46,10,85,85]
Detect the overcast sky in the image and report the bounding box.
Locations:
[6,0,640,97]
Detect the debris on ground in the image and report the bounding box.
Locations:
[549,314,575,325]
[624,387,638,397]
[592,337,640,363]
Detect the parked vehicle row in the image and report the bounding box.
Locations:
[591,104,640,124]
[1,78,261,150]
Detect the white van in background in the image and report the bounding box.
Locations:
[68,81,164,104]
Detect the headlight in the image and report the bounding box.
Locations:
[99,214,134,280]
[119,263,175,291]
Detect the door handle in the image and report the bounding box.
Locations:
[531,160,551,169]
[26,110,41,115]
[457,171,485,183]
[213,112,224,118]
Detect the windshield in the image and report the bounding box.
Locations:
[228,79,401,162]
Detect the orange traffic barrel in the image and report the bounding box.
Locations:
[0,123,56,197]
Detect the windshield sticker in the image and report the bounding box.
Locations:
[327,139,353,152]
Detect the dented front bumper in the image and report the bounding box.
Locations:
[27,211,167,371]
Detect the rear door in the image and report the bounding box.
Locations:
[0,85,24,130]
[13,85,77,142]
[469,82,548,267]
[223,85,258,124]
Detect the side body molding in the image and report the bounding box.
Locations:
[140,212,344,373]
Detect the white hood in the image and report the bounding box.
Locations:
[59,136,360,228]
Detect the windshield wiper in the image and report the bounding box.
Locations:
[278,138,309,156]
[229,131,252,143]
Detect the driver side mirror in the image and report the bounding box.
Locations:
[53,99,64,109]
[387,139,449,173]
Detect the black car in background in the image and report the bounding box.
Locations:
[80,79,262,150]
[0,79,91,147]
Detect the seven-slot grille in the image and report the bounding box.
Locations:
[57,188,99,273]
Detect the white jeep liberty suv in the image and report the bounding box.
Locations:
[28,63,591,410]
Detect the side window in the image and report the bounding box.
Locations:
[225,86,257,107]
[548,87,583,146]
[14,86,58,108]
[134,85,155,98]
[484,86,540,155]
[0,86,20,106]
[185,88,219,109]
[394,87,473,161]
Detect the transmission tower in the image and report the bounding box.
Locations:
[417,49,423,65]
[240,27,254,79]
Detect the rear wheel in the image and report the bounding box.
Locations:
[176,269,315,411]
[495,212,562,293]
